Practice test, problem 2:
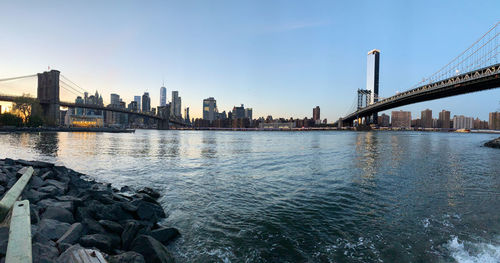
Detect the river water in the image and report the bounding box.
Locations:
[0,130,499,262]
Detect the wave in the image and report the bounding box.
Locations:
[447,236,500,263]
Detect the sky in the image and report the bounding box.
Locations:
[0,0,499,121]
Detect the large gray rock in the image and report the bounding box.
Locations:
[132,200,166,223]
[56,223,84,245]
[37,199,73,212]
[108,251,146,263]
[99,220,124,234]
[15,159,54,168]
[485,137,500,148]
[41,207,74,224]
[0,173,8,186]
[23,189,50,204]
[121,221,142,250]
[37,219,71,241]
[32,242,59,263]
[37,185,63,196]
[138,187,161,199]
[93,202,134,221]
[28,176,44,189]
[82,217,107,234]
[56,244,106,263]
[42,179,68,193]
[80,234,113,253]
[0,227,8,257]
[131,235,174,263]
[150,227,180,246]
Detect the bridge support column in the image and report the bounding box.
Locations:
[157,105,170,130]
[37,70,60,126]
[158,119,170,130]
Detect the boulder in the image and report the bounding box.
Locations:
[43,179,68,193]
[108,251,146,263]
[99,220,124,234]
[37,199,73,212]
[23,189,50,203]
[28,176,44,189]
[485,137,500,148]
[150,227,180,246]
[0,174,8,186]
[131,235,174,263]
[91,202,134,222]
[82,218,107,234]
[0,227,8,257]
[121,221,142,250]
[57,242,72,254]
[80,234,113,253]
[15,159,54,168]
[120,186,132,192]
[138,187,161,199]
[37,219,71,241]
[30,204,40,224]
[32,242,60,263]
[56,223,84,245]
[37,185,63,196]
[40,171,54,180]
[133,200,166,223]
[41,207,74,224]
[56,244,106,263]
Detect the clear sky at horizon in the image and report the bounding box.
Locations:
[0,0,499,121]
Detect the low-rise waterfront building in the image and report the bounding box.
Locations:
[259,122,296,129]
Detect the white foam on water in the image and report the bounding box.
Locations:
[447,236,500,263]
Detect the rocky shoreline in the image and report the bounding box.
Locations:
[484,137,500,148]
[0,158,179,262]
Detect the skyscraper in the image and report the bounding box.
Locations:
[438,110,451,128]
[110,93,120,106]
[170,91,181,118]
[421,109,432,128]
[142,92,151,113]
[245,108,253,120]
[134,96,141,112]
[313,106,320,122]
[232,104,245,119]
[366,49,380,123]
[160,86,167,107]
[203,97,217,121]
[184,107,190,123]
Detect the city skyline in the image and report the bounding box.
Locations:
[0,1,499,121]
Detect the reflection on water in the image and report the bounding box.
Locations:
[0,130,499,262]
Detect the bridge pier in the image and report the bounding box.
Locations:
[37,70,60,126]
[157,105,170,130]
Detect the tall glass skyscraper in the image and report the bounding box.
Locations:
[366,49,380,123]
[134,96,141,112]
[203,97,217,121]
[160,86,167,107]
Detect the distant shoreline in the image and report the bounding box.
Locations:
[1,126,500,134]
[0,127,135,133]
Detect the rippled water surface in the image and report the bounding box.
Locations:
[1,130,499,262]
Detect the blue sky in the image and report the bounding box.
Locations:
[0,0,499,120]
